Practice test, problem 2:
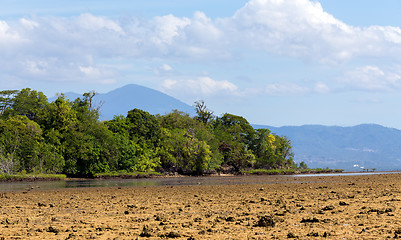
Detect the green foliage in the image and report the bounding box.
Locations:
[112,132,138,170]
[193,100,214,124]
[213,113,257,171]
[126,108,161,147]
[36,142,65,173]
[158,111,219,174]
[0,115,43,172]
[107,115,160,172]
[298,161,308,169]
[0,90,18,116]
[158,128,212,174]
[0,151,18,175]
[132,142,160,172]
[62,120,119,177]
[8,88,48,122]
[0,90,297,176]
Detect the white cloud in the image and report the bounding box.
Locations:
[265,82,309,96]
[227,0,355,62]
[19,18,39,30]
[79,66,101,77]
[2,0,401,92]
[154,64,174,75]
[263,81,331,96]
[1,2,401,63]
[338,66,401,91]
[0,20,23,44]
[161,76,238,97]
[314,82,330,94]
[161,79,178,89]
[75,13,124,34]
[161,64,173,72]
[226,0,401,63]
[151,14,190,48]
[24,60,48,74]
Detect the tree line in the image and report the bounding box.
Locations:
[0,88,300,177]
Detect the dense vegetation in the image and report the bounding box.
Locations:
[0,88,302,177]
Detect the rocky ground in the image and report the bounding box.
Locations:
[1,174,401,239]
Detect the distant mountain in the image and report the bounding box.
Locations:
[253,124,401,171]
[50,84,195,120]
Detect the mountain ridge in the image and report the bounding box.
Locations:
[50,84,195,120]
[254,124,401,171]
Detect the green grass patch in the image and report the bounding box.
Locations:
[94,170,163,178]
[243,168,344,175]
[0,173,67,182]
[243,168,296,175]
[299,168,344,174]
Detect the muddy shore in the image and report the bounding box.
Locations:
[1,173,401,239]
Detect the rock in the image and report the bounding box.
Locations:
[254,216,275,227]
[139,225,152,237]
[321,205,335,211]
[301,217,319,223]
[307,232,319,237]
[165,231,181,238]
[47,226,59,234]
[287,232,297,238]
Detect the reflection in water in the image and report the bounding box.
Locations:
[0,172,400,192]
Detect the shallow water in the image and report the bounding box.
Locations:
[291,171,401,177]
[0,171,399,191]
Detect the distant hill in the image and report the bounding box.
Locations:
[50,84,195,120]
[253,124,401,171]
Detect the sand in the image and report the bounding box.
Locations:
[1,173,401,239]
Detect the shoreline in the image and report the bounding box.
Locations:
[0,171,400,193]
[1,174,401,239]
[0,170,398,183]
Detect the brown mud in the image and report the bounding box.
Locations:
[1,174,401,239]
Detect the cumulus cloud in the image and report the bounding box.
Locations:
[338,66,401,91]
[161,76,238,98]
[2,0,401,94]
[154,64,174,76]
[314,82,330,94]
[227,0,401,63]
[0,20,21,43]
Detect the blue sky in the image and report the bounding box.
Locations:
[2,0,401,128]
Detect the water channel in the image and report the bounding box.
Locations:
[0,172,400,192]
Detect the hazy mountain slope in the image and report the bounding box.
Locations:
[254,124,401,171]
[97,84,195,120]
[50,84,195,120]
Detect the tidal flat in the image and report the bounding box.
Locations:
[1,174,401,239]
